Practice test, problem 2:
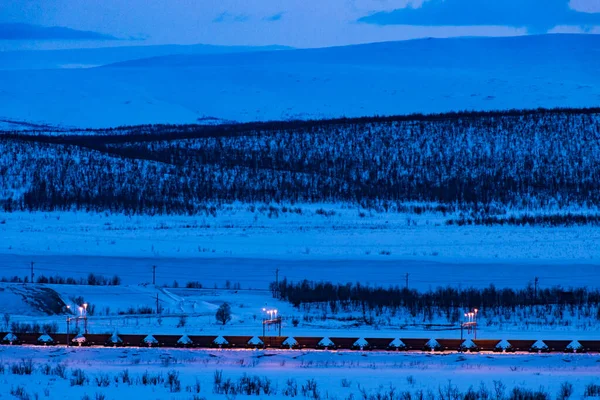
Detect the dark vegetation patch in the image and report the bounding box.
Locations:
[2,107,600,225]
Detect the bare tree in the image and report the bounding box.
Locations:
[215,303,232,326]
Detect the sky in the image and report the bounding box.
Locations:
[0,0,599,50]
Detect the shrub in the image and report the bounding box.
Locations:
[584,384,600,397]
[10,385,30,400]
[177,315,187,328]
[301,379,320,399]
[94,374,111,387]
[11,359,34,375]
[40,363,52,375]
[120,369,130,384]
[70,368,88,386]
[509,387,549,400]
[557,382,573,400]
[283,379,298,397]
[167,370,181,393]
[52,364,67,379]
[141,371,164,386]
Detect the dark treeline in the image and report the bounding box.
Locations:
[271,279,600,314]
[0,273,121,286]
[2,108,600,220]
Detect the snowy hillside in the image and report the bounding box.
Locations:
[0,34,598,127]
[2,108,600,222]
[0,43,290,70]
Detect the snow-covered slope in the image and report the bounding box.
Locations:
[0,34,597,128]
[0,43,290,70]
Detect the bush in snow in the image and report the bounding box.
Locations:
[9,385,30,400]
[140,371,164,386]
[10,359,34,375]
[584,384,600,398]
[166,370,181,393]
[283,379,298,396]
[341,378,352,388]
[508,387,550,400]
[177,315,187,328]
[94,374,111,387]
[557,382,574,400]
[52,364,67,379]
[70,368,89,386]
[301,379,320,400]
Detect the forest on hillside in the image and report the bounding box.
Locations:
[1,108,600,224]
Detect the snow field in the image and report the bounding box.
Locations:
[2,206,600,267]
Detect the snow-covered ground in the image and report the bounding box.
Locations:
[0,34,598,128]
[0,346,598,400]
[2,206,600,265]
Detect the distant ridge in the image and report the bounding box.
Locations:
[0,34,597,128]
[0,43,292,70]
[104,34,599,69]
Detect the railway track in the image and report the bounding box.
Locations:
[1,333,596,353]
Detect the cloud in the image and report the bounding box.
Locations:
[0,23,117,40]
[357,0,600,33]
[264,12,285,22]
[213,12,250,23]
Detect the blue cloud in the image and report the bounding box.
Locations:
[213,12,250,23]
[0,23,117,40]
[264,12,285,22]
[358,0,600,33]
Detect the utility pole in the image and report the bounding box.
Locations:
[275,268,279,287]
[152,265,156,285]
[534,277,539,303]
[30,262,35,283]
[156,294,160,315]
[405,273,410,290]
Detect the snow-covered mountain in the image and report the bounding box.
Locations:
[0,34,598,128]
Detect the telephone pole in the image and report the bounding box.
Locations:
[152,265,156,285]
[405,273,410,290]
[30,262,35,283]
[156,294,160,314]
[534,277,539,303]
